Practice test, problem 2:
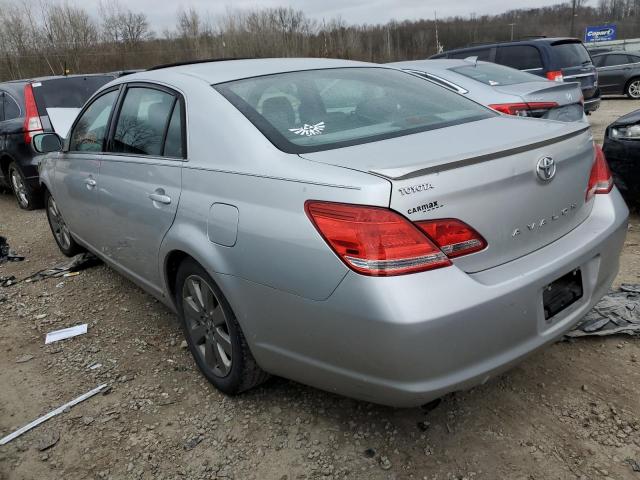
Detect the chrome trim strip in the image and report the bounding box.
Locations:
[564,73,595,79]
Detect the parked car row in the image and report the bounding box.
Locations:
[26,57,627,406]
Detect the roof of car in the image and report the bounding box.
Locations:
[126,58,377,85]
[0,72,116,86]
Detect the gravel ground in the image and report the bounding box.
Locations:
[1,99,640,480]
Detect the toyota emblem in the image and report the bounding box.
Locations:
[536,156,556,182]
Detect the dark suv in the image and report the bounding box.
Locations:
[0,74,115,209]
[431,38,600,114]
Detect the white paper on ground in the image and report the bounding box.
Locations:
[45,324,87,344]
[0,384,107,445]
[45,107,80,138]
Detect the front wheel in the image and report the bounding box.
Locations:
[45,191,84,257]
[626,78,640,99]
[175,258,269,395]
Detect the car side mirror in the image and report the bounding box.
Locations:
[32,133,63,154]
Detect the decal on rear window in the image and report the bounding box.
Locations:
[289,121,325,136]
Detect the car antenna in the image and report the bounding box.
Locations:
[464,56,479,67]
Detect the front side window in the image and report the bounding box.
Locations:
[451,63,542,86]
[214,67,494,154]
[69,90,118,152]
[112,87,175,156]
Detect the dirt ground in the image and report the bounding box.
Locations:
[1,100,640,480]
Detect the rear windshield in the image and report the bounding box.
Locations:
[214,67,494,153]
[450,63,543,86]
[552,42,592,68]
[32,75,115,111]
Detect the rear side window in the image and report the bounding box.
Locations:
[448,48,492,61]
[604,54,630,67]
[163,102,184,158]
[215,67,494,154]
[4,95,20,120]
[112,87,175,156]
[69,90,119,152]
[450,63,542,86]
[552,42,592,68]
[495,45,543,70]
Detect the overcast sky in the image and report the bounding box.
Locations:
[80,0,586,31]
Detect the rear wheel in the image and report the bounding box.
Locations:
[175,258,269,395]
[626,78,640,99]
[9,162,41,210]
[45,191,84,257]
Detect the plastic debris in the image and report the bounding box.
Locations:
[0,236,25,264]
[0,384,107,445]
[1,253,100,288]
[45,324,88,344]
[567,284,640,337]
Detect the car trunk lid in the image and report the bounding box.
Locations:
[494,80,584,121]
[300,116,594,272]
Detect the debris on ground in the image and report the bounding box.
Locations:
[0,236,25,264]
[567,284,640,338]
[36,430,60,451]
[15,354,34,364]
[0,253,100,288]
[0,384,107,445]
[45,324,88,344]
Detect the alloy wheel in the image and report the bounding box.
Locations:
[47,195,72,250]
[629,80,640,98]
[182,275,233,377]
[10,170,29,208]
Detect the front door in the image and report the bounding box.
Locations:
[54,89,120,248]
[97,84,185,294]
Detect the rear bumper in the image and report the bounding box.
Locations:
[222,190,628,407]
[583,96,601,113]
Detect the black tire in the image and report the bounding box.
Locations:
[625,78,640,99]
[44,190,84,257]
[8,162,42,210]
[175,258,269,395]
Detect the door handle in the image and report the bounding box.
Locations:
[85,177,97,188]
[148,192,171,205]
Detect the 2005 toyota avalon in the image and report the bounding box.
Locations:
[35,58,628,407]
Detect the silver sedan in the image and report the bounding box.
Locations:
[36,58,627,406]
[389,59,586,122]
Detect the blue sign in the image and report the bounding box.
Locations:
[585,24,617,43]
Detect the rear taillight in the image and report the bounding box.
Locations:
[23,84,42,144]
[489,102,558,117]
[415,219,487,258]
[546,70,564,82]
[586,144,613,201]
[305,201,451,276]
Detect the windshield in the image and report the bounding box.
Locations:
[33,75,115,111]
[552,42,592,68]
[214,67,494,153]
[451,63,543,86]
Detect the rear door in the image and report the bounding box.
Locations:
[597,54,631,93]
[97,83,184,294]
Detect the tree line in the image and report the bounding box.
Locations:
[1,0,640,81]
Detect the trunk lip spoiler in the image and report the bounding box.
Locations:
[369,125,591,181]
